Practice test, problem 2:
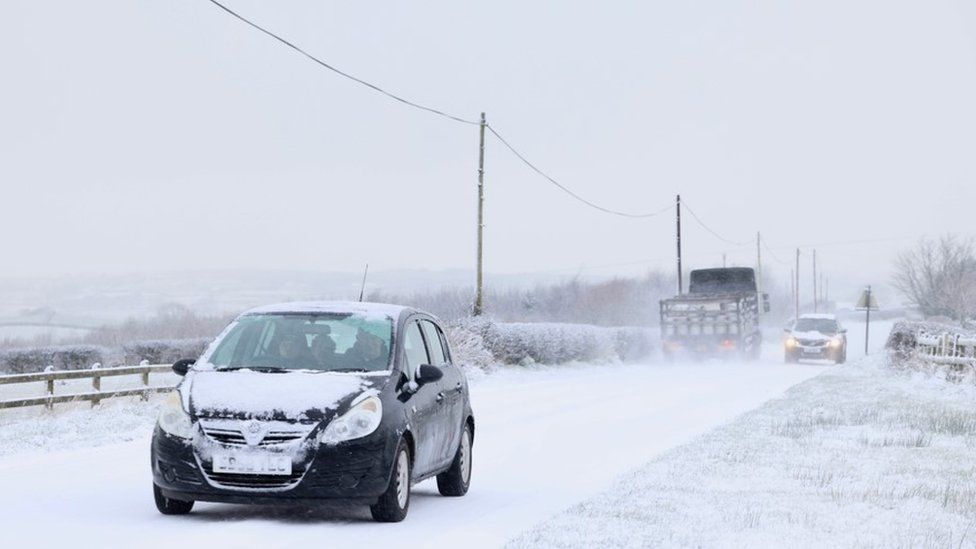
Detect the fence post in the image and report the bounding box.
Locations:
[140,360,150,401]
[44,365,55,410]
[91,363,102,407]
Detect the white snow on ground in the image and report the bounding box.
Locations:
[509,353,976,547]
[0,346,823,548]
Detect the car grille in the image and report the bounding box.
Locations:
[201,427,307,447]
[198,418,316,448]
[798,339,826,347]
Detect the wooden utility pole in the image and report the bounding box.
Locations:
[864,285,872,355]
[812,249,818,313]
[756,232,763,317]
[473,112,487,316]
[676,194,683,295]
[795,248,801,319]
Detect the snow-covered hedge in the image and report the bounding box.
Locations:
[0,338,211,374]
[121,338,210,366]
[0,345,112,374]
[447,318,653,368]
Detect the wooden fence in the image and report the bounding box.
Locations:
[0,363,177,410]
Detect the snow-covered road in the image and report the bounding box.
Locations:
[0,350,829,548]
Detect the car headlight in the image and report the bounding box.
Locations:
[319,395,383,445]
[157,392,195,439]
[785,337,798,348]
[829,337,843,348]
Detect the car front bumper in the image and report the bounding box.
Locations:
[151,427,396,505]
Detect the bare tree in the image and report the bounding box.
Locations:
[892,235,976,320]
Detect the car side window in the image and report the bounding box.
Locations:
[437,327,452,364]
[403,321,430,375]
[421,320,447,366]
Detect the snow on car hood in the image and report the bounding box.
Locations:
[186,370,384,421]
[791,330,835,341]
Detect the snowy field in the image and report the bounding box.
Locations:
[510,345,976,547]
[0,343,827,548]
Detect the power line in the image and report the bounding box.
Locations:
[760,235,790,266]
[486,125,672,218]
[681,200,751,246]
[204,0,480,126]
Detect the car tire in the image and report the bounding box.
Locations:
[785,351,798,364]
[836,348,847,364]
[437,423,473,497]
[153,483,193,515]
[370,439,411,523]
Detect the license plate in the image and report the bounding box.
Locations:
[212,451,292,476]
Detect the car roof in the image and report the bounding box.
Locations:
[798,313,837,320]
[241,301,415,320]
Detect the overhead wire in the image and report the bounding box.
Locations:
[486,125,673,218]
[680,200,751,247]
[204,0,480,126]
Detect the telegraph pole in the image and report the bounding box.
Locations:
[795,248,801,319]
[676,194,683,295]
[473,112,487,316]
[864,285,872,355]
[812,249,818,313]
[756,232,764,317]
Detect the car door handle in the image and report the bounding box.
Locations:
[435,392,445,403]
[455,382,464,393]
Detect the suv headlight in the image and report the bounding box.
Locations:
[319,395,383,445]
[157,392,195,439]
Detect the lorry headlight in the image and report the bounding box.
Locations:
[157,392,195,439]
[319,395,383,445]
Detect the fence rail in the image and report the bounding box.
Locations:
[0,363,177,410]
[890,322,976,381]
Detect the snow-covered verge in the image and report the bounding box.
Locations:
[447,318,653,368]
[0,396,167,459]
[508,357,976,548]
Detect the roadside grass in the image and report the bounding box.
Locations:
[509,357,976,548]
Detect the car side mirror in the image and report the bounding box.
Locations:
[416,364,443,386]
[783,327,792,333]
[840,329,848,334]
[172,358,195,376]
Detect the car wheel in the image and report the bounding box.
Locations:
[785,351,798,364]
[836,348,847,364]
[153,483,193,515]
[370,439,411,523]
[437,423,473,497]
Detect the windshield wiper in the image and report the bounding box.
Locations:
[328,367,370,373]
[217,366,289,373]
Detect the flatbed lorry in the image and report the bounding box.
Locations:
[660,267,769,360]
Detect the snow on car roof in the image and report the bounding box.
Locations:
[798,313,837,320]
[242,301,411,319]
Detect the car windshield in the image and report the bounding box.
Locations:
[205,313,393,373]
[794,318,839,333]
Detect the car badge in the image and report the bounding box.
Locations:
[241,420,266,446]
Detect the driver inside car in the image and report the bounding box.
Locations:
[311,333,338,367]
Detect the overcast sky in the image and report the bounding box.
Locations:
[2,0,975,298]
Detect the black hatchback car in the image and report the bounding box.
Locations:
[151,302,474,522]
